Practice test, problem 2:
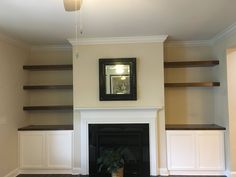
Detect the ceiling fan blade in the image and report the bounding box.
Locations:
[63,0,81,11]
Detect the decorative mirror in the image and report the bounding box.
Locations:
[99,58,137,101]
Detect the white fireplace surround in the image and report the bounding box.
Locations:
[76,107,162,176]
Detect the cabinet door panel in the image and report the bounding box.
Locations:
[46,131,72,169]
[197,131,225,170]
[19,132,45,169]
[167,131,196,170]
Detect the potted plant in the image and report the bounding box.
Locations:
[97,147,126,177]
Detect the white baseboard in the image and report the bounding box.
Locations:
[159,168,169,176]
[168,170,226,175]
[72,168,80,175]
[19,169,73,174]
[229,171,236,177]
[225,170,231,177]
[4,169,19,177]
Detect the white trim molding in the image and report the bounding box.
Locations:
[165,40,212,47]
[211,22,236,44]
[165,22,236,47]
[3,169,19,177]
[17,168,79,175]
[0,32,29,50]
[19,169,73,174]
[72,168,80,175]
[75,107,162,176]
[30,44,72,51]
[168,170,226,176]
[230,171,236,177]
[159,168,169,176]
[68,35,168,46]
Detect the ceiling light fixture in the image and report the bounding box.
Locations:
[63,0,83,59]
[63,0,81,11]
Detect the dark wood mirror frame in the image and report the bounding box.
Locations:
[99,58,137,101]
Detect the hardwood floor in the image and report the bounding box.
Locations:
[16,175,226,177]
[17,175,79,177]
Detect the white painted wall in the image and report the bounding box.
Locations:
[0,34,30,177]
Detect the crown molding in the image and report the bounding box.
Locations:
[31,44,72,51]
[68,35,168,46]
[211,22,236,44]
[165,22,236,47]
[0,32,30,50]
[165,40,212,47]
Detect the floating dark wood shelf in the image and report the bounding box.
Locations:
[23,64,73,71]
[164,60,219,68]
[23,105,73,111]
[18,124,73,131]
[165,82,220,87]
[23,85,73,90]
[166,124,226,130]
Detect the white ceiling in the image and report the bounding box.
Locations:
[0,0,236,45]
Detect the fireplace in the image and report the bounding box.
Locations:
[76,107,161,176]
[89,124,150,177]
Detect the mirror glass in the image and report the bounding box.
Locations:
[99,58,137,101]
[105,64,130,94]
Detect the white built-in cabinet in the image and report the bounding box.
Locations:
[166,130,225,175]
[19,130,73,170]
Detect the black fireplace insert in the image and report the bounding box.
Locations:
[89,124,150,177]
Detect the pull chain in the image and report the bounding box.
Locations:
[79,0,83,35]
[75,0,82,59]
